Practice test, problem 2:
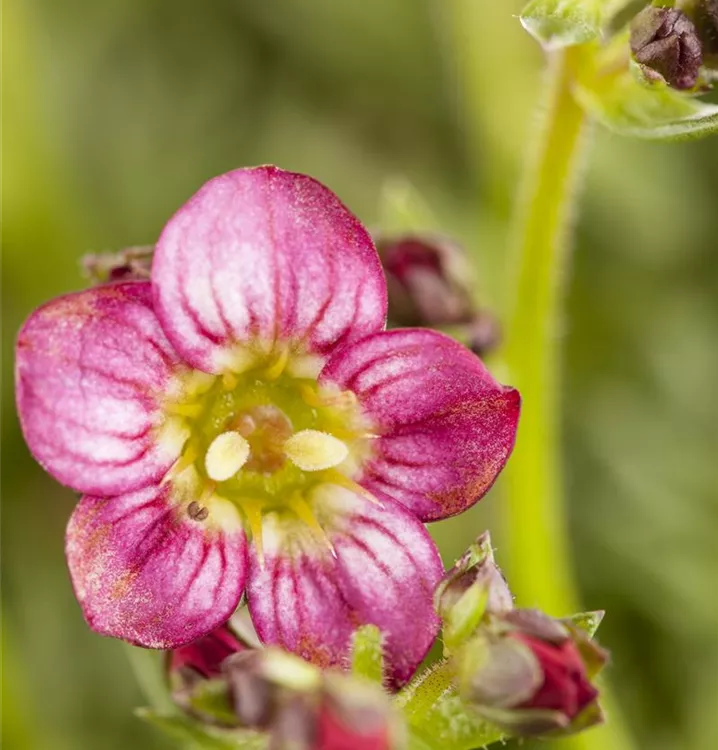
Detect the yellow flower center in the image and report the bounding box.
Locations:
[157,346,375,557]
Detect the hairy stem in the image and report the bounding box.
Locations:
[502,48,585,615]
[502,49,635,750]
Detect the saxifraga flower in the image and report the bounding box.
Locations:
[15,166,520,687]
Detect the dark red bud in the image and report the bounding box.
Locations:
[630,7,703,90]
[82,245,154,285]
[509,634,598,720]
[169,624,246,680]
[456,609,607,737]
[376,234,475,328]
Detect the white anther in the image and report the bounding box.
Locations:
[205,431,250,481]
[284,430,349,472]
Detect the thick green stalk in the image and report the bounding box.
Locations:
[502,49,585,615]
[502,50,634,750]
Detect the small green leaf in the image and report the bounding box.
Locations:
[574,63,718,140]
[137,708,267,749]
[520,0,604,48]
[351,624,384,683]
[563,610,605,637]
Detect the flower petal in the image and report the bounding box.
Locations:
[246,485,442,688]
[16,282,185,496]
[320,329,520,521]
[152,166,387,372]
[66,484,248,648]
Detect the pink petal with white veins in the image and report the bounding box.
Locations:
[320,329,520,521]
[67,484,248,649]
[152,166,387,372]
[246,485,443,689]
[16,282,185,496]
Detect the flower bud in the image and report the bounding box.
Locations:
[81,245,153,284]
[317,674,397,750]
[455,608,607,737]
[224,648,399,750]
[167,623,249,727]
[169,623,247,683]
[435,531,513,652]
[630,6,703,90]
[375,234,475,328]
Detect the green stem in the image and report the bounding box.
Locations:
[502,48,585,615]
[123,643,176,714]
[502,49,635,750]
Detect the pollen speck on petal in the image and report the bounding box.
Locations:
[66,483,248,648]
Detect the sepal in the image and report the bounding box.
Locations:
[435,531,513,653]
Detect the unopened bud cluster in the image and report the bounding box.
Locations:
[436,532,608,738]
[168,623,398,750]
[630,1,718,90]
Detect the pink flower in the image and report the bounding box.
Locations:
[15,166,520,687]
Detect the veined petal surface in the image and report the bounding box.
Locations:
[152,166,387,372]
[66,484,248,649]
[15,282,184,496]
[320,329,520,521]
[246,485,443,688]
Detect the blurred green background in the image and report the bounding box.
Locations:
[3,1,718,749]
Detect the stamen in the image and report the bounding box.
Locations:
[240,497,266,566]
[205,431,251,482]
[162,443,199,485]
[284,430,349,472]
[165,402,204,418]
[321,470,383,507]
[264,347,290,380]
[299,384,357,410]
[287,492,336,557]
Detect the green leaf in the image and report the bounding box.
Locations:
[351,624,385,683]
[137,708,267,750]
[574,63,718,140]
[563,609,605,637]
[520,0,604,48]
